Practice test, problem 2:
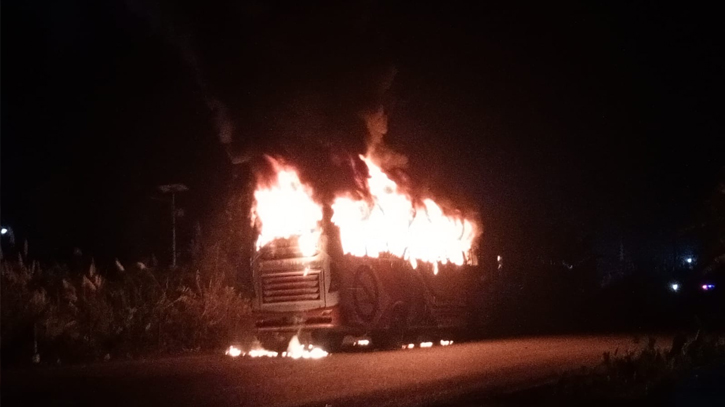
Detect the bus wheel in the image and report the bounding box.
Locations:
[388,305,409,347]
[373,305,408,350]
[312,331,344,353]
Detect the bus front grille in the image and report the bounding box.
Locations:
[261,269,321,304]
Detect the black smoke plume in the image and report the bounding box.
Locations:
[128,0,398,202]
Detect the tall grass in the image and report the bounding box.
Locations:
[1,256,252,366]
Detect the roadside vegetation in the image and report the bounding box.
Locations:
[1,254,252,366]
[554,333,725,403]
[458,333,725,406]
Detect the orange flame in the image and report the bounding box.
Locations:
[252,158,323,257]
[252,155,479,270]
[332,156,478,270]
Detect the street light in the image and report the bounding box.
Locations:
[158,184,189,269]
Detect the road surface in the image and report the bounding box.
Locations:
[2,335,659,407]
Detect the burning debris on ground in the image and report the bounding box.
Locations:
[225,335,328,360]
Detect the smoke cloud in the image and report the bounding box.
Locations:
[127,1,468,215]
[127,1,406,200]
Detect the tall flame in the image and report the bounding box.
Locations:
[252,158,323,256]
[252,155,479,270]
[332,156,477,270]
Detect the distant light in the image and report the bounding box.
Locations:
[496,255,502,262]
[670,283,680,292]
[440,340,453,346]
[686,257,693,264]
[1,228,6,235]
[420,342,433,348]
[702,284,715,291]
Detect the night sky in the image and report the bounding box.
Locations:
[2,1,723,270]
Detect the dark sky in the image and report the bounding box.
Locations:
[2,1,723,267]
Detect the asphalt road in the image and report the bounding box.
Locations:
[2,335,658,407]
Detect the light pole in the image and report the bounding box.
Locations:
[158,184,188,269]
[0,226,16,261]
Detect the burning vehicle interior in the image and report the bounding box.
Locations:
[249,150,481,352]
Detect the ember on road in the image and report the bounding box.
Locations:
[3,335,652,407]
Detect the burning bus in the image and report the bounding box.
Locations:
[249,154,481,351]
